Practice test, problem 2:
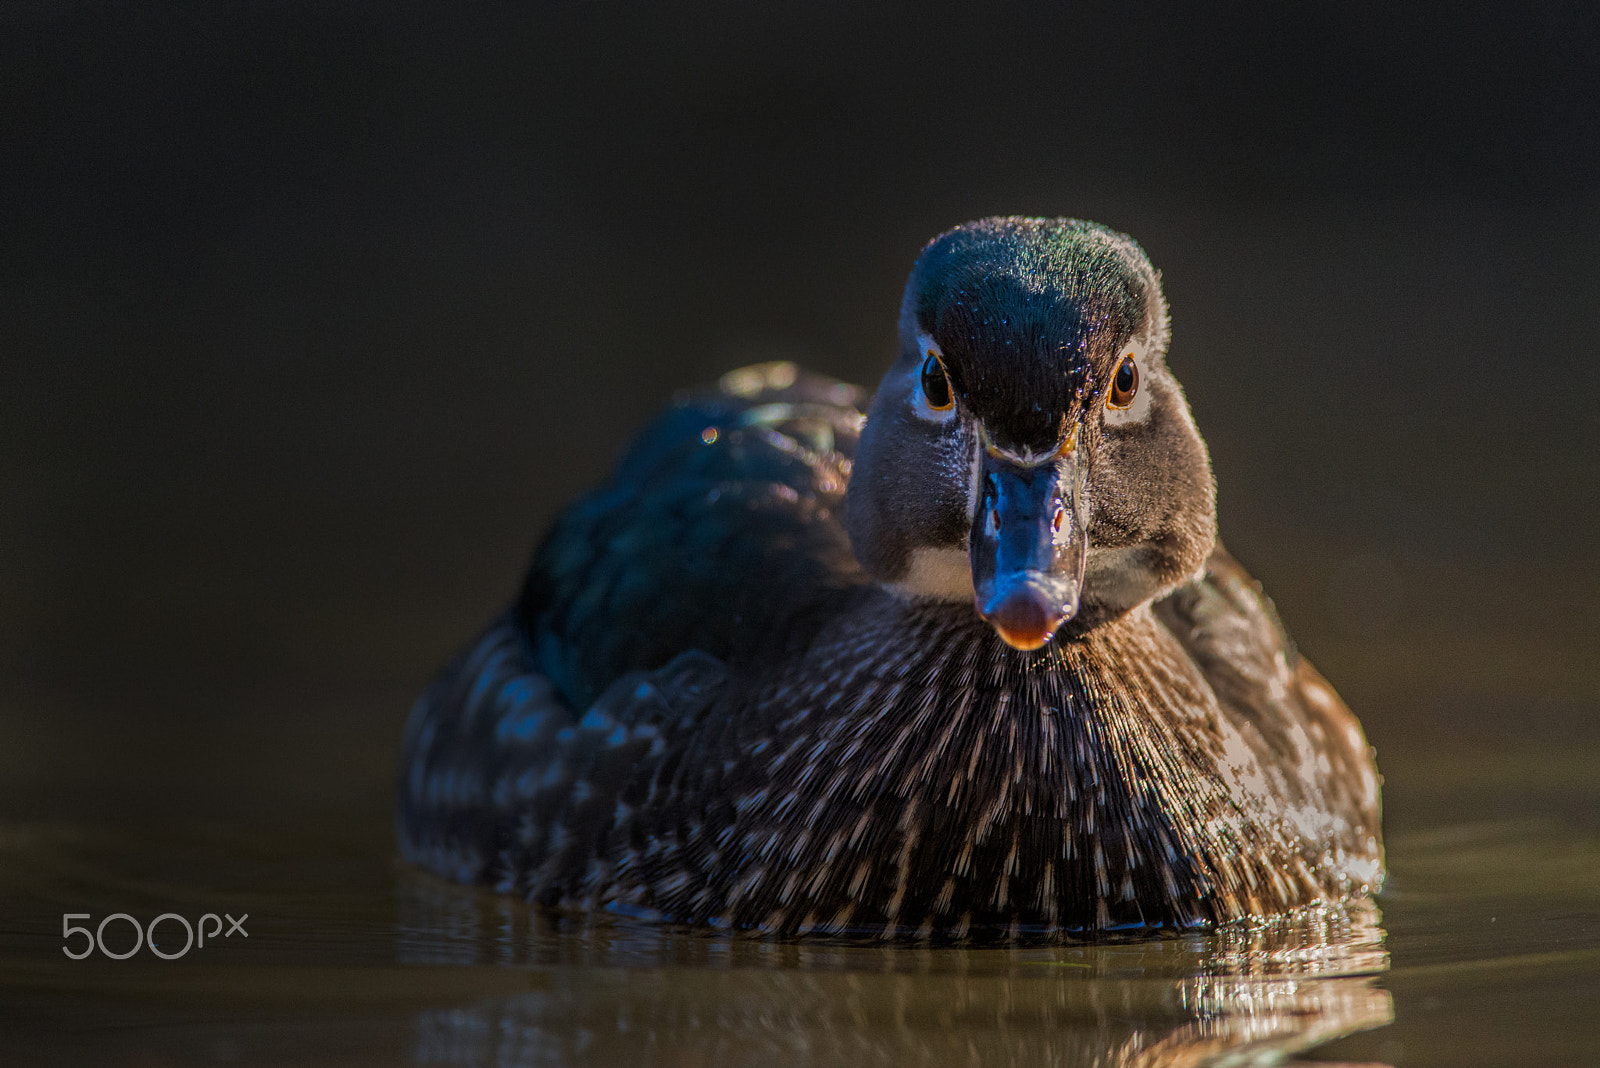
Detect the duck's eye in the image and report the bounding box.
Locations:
[1107,355,1139,410]
[920,352,954,411]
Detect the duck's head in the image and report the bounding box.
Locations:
[847,217,1217,649]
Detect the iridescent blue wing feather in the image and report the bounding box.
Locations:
[399,363,868,891]
[517,364,867,711]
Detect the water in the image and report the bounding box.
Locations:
[5,5,1597,1061]
[2,742,1597,1066]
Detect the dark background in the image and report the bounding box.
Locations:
[2,2,1597,826]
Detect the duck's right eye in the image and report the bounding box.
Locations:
[920,352,954,411]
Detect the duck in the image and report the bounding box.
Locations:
[397,216,1383,938]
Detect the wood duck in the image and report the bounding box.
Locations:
[398,217,1383,938]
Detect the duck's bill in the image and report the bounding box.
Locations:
[969,443,1089,651]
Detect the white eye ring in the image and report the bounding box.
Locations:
[1106,355,1139,410]
[1104,349,1153,427]
[910,333,956,424]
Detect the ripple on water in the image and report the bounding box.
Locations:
[3,758,1599,1068]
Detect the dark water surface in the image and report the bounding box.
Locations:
[4,6,1599,1063]
[2,740,1596,1066]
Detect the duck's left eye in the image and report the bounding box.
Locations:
[1107,355,1139,410]
[920,352,954,411]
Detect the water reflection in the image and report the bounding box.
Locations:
[396,874,1392,1067]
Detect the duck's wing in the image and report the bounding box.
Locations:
[517,362,869,712]
[1151,546,1383,868]
[397,609,727,890]
[400,362,868,891]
